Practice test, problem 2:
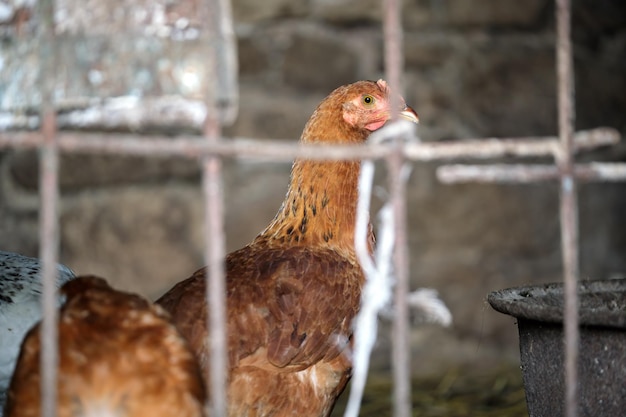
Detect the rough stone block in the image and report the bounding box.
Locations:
[310,0,382,25]
[404,34,456,68]
[403,0,547,29]
[575,33,626,133]
[403,0,440,29]
[457,38,557,137]
[60,185,205,299]
[231,0,308,23]
[445,0,547,27]
[283,33,359,91]
[237,37,270,77]
[224,84,322,140]
[6,150,201,193]
[572,0,626,38]
[56,160,290,299]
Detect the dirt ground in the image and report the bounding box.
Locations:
[331,365,528,417]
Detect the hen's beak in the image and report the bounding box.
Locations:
[399,106,419,124]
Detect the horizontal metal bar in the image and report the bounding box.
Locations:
[437,162,626,183]
[408,128,618,160]
[0,128,619,162]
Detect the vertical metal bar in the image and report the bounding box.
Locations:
[387,152,411,417]
[555,1,579,416]
[39,114,60,417]
[383,0,404,116]
[212,0,239,125]
[200,0,229,415]
[37,0,59,417]
[383,1,411,417]
[202,120,227,417]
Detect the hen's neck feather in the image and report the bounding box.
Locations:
[255,102,371,258]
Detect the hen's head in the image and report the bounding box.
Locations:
[301,79,418,145]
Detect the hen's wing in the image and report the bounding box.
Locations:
[157,245,363,373]
[253,247,362,369]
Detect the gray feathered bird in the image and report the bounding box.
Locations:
[0,250,75,415]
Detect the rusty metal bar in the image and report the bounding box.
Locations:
[382,1,412,417]
[383,0,403,117]
[39,113,60,417]
[555,1,579,416]
[0,128,619,161]
[212,0,239,125]
[386,148,412,417]
[404,128,619,160]
[37,0,59,416]
[198,0,232,415]
[201,123,228,417]
[437,162,626,183]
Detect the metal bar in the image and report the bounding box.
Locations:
[0,127,618,161]
[555,1,579,416]
[199,0,230,414]
[383,0,403,117]
[437,162,626,183]
[37,0,59,416]
[212,0,239,125]
[382,0,412,416]
[39,112,60,417]
[202,121,228,417]
[387,149,412,417]
[404,128,619,160]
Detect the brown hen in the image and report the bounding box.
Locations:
[5,276,206,417]
[157,79,418,417]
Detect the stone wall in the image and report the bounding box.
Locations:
[1,0,625,375]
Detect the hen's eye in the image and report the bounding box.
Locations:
[362,95,375,106]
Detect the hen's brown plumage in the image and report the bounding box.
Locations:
[157,80,418,417]
[5,276,206,417]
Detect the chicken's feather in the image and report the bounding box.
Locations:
[5,276,206,417]
[159,246,363,372]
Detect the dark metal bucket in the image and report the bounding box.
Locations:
[488,279,626,417]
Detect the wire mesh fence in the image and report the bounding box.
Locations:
[0,0,625,416]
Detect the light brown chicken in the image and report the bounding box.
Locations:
[5,276,206,417]
[157,80,418,417]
